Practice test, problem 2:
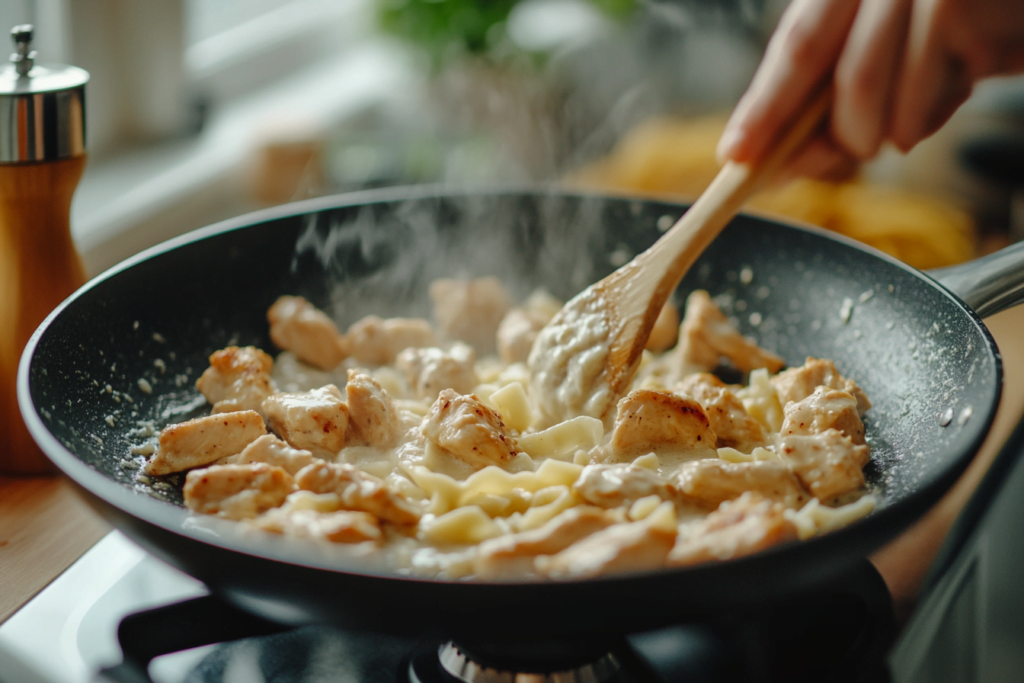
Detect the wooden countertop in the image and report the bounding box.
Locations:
[2,307,1023,627]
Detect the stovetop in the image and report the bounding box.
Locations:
[0,530,879,683]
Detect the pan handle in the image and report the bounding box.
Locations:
[929,240,1024,318]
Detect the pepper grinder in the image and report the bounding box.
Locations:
[0,25,88,474]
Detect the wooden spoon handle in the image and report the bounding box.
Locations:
[639,84,834,292]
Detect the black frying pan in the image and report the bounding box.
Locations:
[17,187,1024,637]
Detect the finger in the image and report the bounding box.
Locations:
[780,136,860,182]
[832,0,913,159]
[718,0,861,165]
[890,0,972,151]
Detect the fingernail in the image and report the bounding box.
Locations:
[716,127,741,164]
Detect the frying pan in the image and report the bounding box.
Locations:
[17,187,1024,638]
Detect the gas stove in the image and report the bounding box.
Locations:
[0,530,895,683]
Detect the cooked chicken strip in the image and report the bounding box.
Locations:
[255,508,382,543]
[675,290,784,375]
[771,357,871,415]
[422,389,520,470]
[345,369,403,449]
[611,388,717,457]
[779,429,870,501]
[262,385,348,459]
[395,343,477,400]
[430,277,511,354]
[295,462,421,524]
[220,434,314,475]
[195,346,275,415]
[675,373,768,453]
[267,296,348,370]
[145,410,267,475]
[669,492,797,566]
[474,506,613,579]
[346,315,437,366]
[541,516,677,578]
[573,464,673,509]
[781,386,865,445]
[646,301,680,353]
[674,459,809,510]
[183,463,293,520]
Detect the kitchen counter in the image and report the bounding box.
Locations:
[2,304,1024,628]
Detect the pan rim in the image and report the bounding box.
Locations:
[17,185,1004,589]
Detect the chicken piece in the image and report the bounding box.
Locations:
[646,302,680,353]
[345,369,403,449]
[781,386,866,445]
[779,429,870,501]
[541,518,677,578]
[674,459,809,510]
[496,308,546,365]
[221,434,315,475]
[669,492,798,566]
[261,385,349,459]
[346,315,437,366]
[573,464,673,509]
[675,290,784,375]
[395,343,477,400]
[267,296,348,370]
[422,389,520,470]
[611,389,717,457]
[430,277,511,354]
[255,508,382,543]
[145,410,267,475]
[183,463,294,520]
[195,346,275,415]
[294,462,421,524]
[771,357,871,415]
[675,373,768,453]
[474,506,613,579]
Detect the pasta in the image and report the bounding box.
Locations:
[132,280,878,579]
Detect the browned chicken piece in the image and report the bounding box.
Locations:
[674,459,809,510]
[295,462,421,524]
[646,302,680,353]
[541,518,677,578]
[781,386,866,445]
[395,343,477,400]
[145,410,267,475]
[422,389,520,470]
[222,434,315,475]
[771,357,871,415]
[573,464,673,508]
[496,308,547,365]
[611,389,717,457]
[675,373,768,453]
[675,290,785,375]
[183,463,294,520]
[345,369,403,449]
[430,277,511,354]
[474,507,613,579]
[346,315,437,366]
[195,346,275,414]
[261,385,348,459]
[267,296,348,370]
[256,508,382,543]
[669,492,798,566]
[779,429,870,501]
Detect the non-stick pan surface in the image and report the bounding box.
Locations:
[19,188,1001,636]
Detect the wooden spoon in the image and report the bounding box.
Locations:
[528,86,834,426]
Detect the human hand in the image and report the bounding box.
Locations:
[717,0,1024,178]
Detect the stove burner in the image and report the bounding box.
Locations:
[436,641,621,683]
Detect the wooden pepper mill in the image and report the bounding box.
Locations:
[0,25,88,474]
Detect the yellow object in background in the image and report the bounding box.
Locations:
[569,115,976,270]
